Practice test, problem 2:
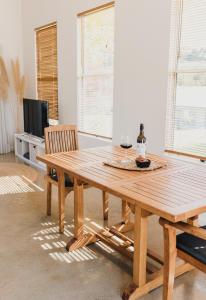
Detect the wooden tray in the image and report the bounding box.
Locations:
[103,159,167,171]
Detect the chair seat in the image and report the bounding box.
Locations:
[50,171,74,188]
[177,225,206,265]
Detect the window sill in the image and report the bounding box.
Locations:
[164,151,205,165]
[78,131,112,143]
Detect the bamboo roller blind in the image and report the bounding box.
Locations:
[36,22,58,120]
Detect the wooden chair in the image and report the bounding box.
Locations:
[45,124,109,220]
[159,217,206,300]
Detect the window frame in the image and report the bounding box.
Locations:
[77,2,115,140]
[165,0,206,161]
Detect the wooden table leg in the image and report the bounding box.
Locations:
[114,200,134,233]
[57,170,65,234]
[188,215,199,226]
[122,200,131,225]
[133,207,149,287]
[66,178,96,251]
[103,191,109,220]
[122,209,193,300]
[122,207,149,299]
[74,178,84,239]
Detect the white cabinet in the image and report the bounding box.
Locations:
[15,138,23,155]
[29,143,38,163]
[14,133,45,170]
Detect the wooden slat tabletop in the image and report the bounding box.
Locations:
[37,146,206,222]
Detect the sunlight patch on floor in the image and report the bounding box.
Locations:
[33,222,98,264]
[49,247,97,264]
[0,175,36,195]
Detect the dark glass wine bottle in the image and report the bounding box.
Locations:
[137,123,146,144]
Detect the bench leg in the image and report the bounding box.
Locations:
[58,170,65,233]
[47,181,52,216]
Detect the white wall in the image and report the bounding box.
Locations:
[21,0,171,153]
[0,0,23,64]
[113,0,171,154]
[0,0,23,147]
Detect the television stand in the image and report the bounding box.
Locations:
[14,133,46,170]
[21,133,45,143]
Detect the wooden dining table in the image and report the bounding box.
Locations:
[37,146,206,299]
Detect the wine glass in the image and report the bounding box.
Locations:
[120,135,132,164]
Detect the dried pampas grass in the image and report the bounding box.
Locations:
[11,58,25,103]
[0,56,9,100]
[11,58,25,133]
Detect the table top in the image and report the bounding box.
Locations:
[37,146,206,222]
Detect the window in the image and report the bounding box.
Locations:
[166,0,206,159]
[77,3,114,139]
[36,22,58,120]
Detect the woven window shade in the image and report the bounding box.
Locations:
[166,0,206,160]
[36,23,58,120]
[77,4,114,139]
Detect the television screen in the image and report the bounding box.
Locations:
[23,98,49,138]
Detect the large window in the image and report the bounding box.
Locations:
[36,22,58,121]
[166,0,206,159]
[77,3,114,139]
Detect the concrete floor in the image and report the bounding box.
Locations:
[0,153,206,300]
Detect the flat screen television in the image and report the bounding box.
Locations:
[23,98,49,138]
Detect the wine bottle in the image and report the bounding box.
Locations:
[137,123,146,144]
[137,123,146,160]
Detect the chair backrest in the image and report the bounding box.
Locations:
[44,124,78,154]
